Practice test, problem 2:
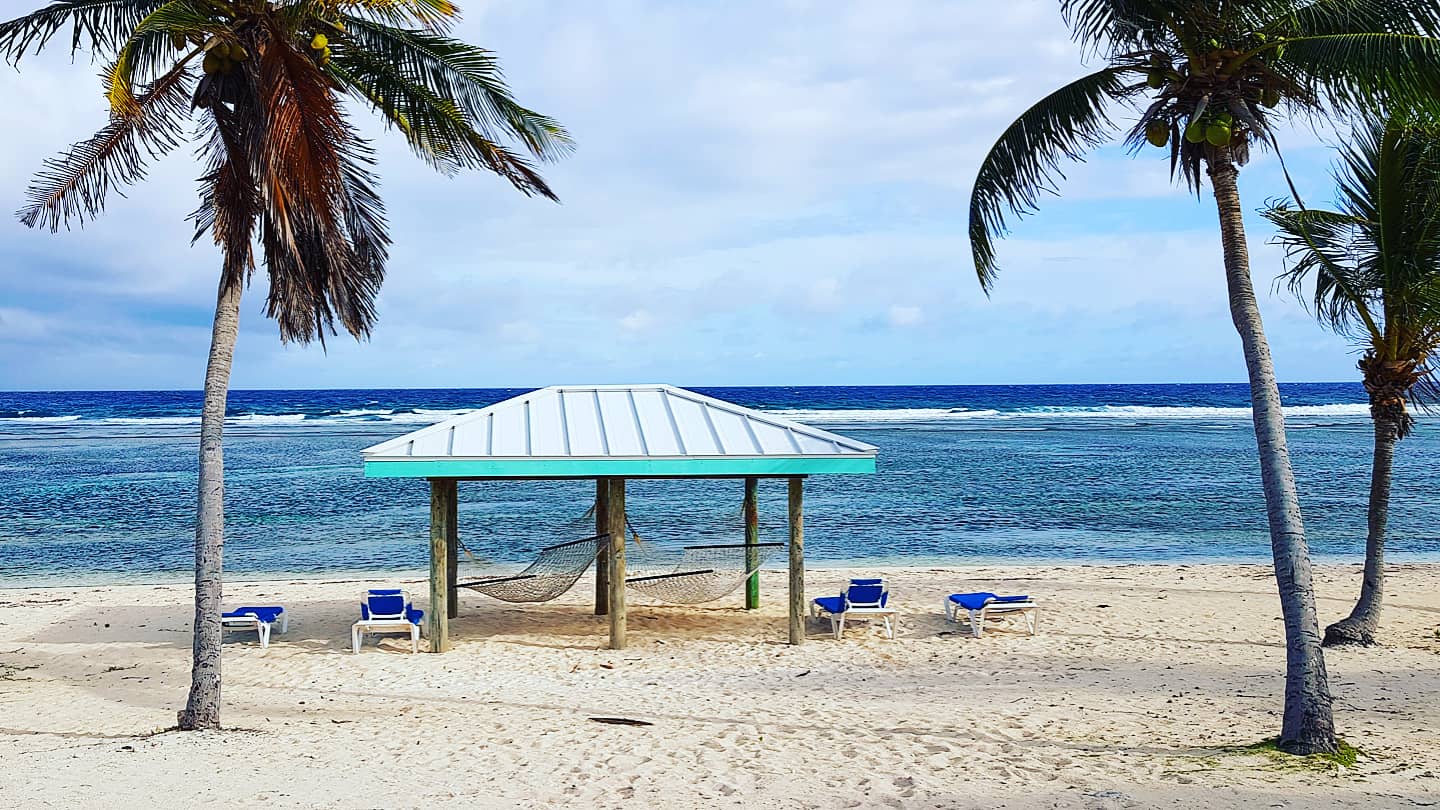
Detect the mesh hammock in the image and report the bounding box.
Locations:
[457,534,604,603]
[625,542,784,604]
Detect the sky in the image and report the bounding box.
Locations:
[0,0,1363,392]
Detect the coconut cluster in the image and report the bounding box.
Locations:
[1139,36,1288,154]
[201,40,248,76]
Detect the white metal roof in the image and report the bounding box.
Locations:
[361,384,878,461]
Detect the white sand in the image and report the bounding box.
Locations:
[1,563,1437,809]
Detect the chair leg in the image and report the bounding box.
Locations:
[1028,610,1038,636]
[280,613,289,634]
[411,625,420,654]
[968,610,983,638]
[352,627,361,654]
[833,615,845,640]
[259,623,270,649]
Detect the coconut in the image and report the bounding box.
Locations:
[1145,121,1169,148]
[1213,111,1234,126]
[1261,87,1280,108]
[228,42,247,61]
[311,33,328,50]
[170,33,186,51]
[1206,123,1232,147]
[1185,120,1207,144]
[202,52,222,75]
[1147,72,1164,89]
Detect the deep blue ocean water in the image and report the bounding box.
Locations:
[2,383,1437,587]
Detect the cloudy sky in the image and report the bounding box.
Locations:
[0,0,1358,391]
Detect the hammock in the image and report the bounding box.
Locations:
[626,542,784,604]
[457,534,604,603]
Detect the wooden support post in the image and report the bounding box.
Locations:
[446,484,458,620]
[787,477,805,645]
[428,478,456,653]
[595,478,610,616]
[606,478,627,649]
[744,477,760,610]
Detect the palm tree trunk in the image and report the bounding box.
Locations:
[1324,400,1402,646]
[177,277,243,731]
[1206,151,1336,755]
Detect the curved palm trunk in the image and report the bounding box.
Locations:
[1207,152,1336,754]
[1325,397,1403,646]
[178,277,243,731]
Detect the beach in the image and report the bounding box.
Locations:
[1,563,1436,809]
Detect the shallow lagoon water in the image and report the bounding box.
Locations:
[1,383,1436,586]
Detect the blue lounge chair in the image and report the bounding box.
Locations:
[221,606,287,648]
[810,578,897,639]
[352,589,424,653]
[945,592,1037,638]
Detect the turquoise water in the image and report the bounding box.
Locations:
[1,384,1437,587]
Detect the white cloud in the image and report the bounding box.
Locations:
[0,0,1360,389]
[887,305,924,327]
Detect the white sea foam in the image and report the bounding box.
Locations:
[0,402,1370,429]
[766,403,1371,424]
[0,414,81,423]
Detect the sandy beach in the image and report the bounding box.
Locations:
[0,563,1436,809]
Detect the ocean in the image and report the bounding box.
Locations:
[2,383,1436,587]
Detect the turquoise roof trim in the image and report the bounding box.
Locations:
[364,455,875,479]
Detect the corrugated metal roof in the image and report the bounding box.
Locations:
[362,385,878,463]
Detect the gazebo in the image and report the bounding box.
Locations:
[361,384,878,651]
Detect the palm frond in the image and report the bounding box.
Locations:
[328,43,559,198]
[1059,0,1176,52]
[1274,0,1440,38]
[1277,33,1440,112]
[337,0,459,33]
[969,66,1135,290]
[19,59,194,231]
[0,0,166,62]
[337,16,573,161]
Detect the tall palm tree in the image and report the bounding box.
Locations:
[967,1,1440,754]
[1264,111,1440,647]
[2,0,571,730]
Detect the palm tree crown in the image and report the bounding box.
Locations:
[1266,112,1440,434]
[2,0,572,341]
[970,0,1440,287]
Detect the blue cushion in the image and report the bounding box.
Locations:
[812,595,846,615]
[368,588,404,595]
[846,583,886,607]
[948,592,1029,611]
[365,594,406,617]
[849,578,884,586]
[406,607,425,625]
[223,606,284,623]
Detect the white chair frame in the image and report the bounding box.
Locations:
[944,597,1038,638]
[352,590,423,654]
[221,610,288,649]
[810,584,898,640]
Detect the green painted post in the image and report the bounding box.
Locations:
[744,477,759,609]
[594,478,610,616]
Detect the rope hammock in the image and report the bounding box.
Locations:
[625,542,785,604]
[456,534,604,603]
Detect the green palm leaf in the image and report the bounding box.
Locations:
[969,66,1136,289]
[0,0,166,61]
[337,16,573,162]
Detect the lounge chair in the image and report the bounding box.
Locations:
[221,606,287,649]
[352,589,425,653]
[810,578,897,640]
[945,592,1037,638]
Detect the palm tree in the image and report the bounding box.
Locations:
[1264,111,1440,648]
[966,1,1440,754]
[2,0,571,730]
